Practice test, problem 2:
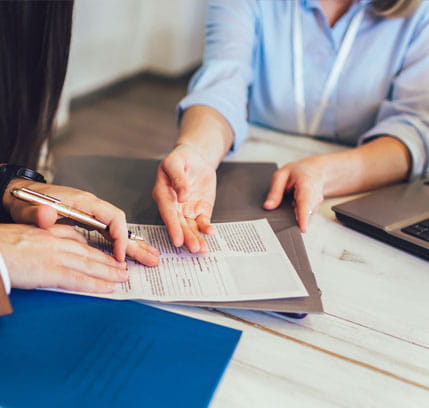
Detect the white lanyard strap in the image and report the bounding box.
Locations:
[293,2,365,135]
[293,0,306,134]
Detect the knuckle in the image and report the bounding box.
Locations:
[82,255,94,271]
[117,209,126,220]
[70,271,91,289]
[86,246,109,264]
[78,191,97,203]
[93,197,106,209]
[30,229,52,244]
[23,226,40,239]
[272,169,282,179]
[68,191,95,208]
[50,267,73,289]
[108,265,119,278]
[56,224,75,234]
[81,244,93,261]
[171,173,184,185]
[40,253,58,270]
[163,155,176,170]
[85,191,97,200]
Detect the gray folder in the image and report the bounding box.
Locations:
[54,156,323,312]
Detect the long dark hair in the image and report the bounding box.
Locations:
[0,0,74,169]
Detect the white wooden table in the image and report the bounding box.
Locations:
[156,126,429,407]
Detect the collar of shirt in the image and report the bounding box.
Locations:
[301,0,370,50]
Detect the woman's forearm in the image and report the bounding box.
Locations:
[177,105,234,169]
[321,136,411,196]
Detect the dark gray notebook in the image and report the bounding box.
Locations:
[54,156,323,312]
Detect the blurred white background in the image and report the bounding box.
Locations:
[58,0,206,126]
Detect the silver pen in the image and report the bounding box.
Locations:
[11,187,145,241]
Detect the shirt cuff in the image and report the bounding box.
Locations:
[178,93,249,153]
[358,117,429,180]
[0,252,11,294]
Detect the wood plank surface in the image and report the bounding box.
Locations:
[152,303,429,407]
[304,214,429,347]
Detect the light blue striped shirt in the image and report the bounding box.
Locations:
[179,0,429,178]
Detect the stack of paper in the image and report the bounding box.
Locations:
[78,219,308,304]
[54,157,324,313]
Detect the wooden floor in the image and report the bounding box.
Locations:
[52,74,189,165]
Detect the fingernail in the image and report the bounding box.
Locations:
[141,254,159,267]
[264,200,273,208]
[149,254,160,266]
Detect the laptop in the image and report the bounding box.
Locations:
[332,178,429,261]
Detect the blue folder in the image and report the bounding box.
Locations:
[0,290,241,408]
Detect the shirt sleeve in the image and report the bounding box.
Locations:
[0,252,11,294]
[358,12,429,179]
[178,0,257,151]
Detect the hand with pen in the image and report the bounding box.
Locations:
[2,178,160,293]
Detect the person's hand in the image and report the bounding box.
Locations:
[1,224,130,293]
[263,155,326,233]
[3,180,159,266]
[152,144,216,252]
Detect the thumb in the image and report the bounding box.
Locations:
[171,174,189,202]
[162,160,189,202]
[21,205,58,229]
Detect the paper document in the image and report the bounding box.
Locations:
[80,219,308,302]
